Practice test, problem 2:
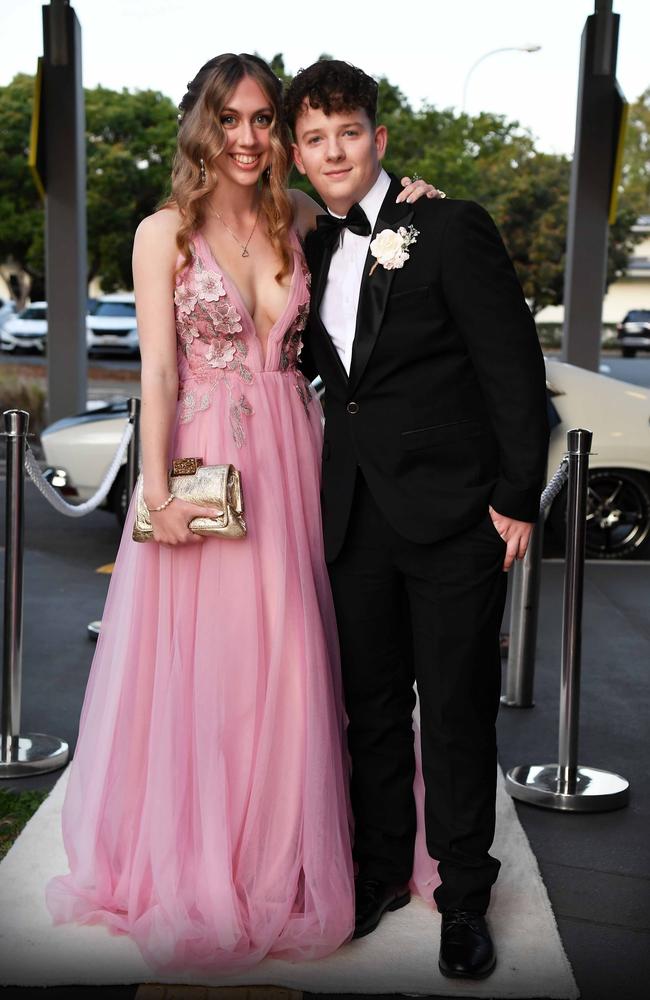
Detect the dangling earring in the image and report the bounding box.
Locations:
[199,158,206,185]
[263,165,272,183]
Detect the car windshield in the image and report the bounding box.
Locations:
[90,302,135,318]
[18,306,46,320]
[625,311,650,322]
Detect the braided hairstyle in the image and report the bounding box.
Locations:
[164,53,294,280]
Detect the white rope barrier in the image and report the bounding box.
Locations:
[22,417,568,523]
[24,420,133,517]
[540,458,569,515]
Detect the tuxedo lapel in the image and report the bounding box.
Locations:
[309,232,331,314]
[348,180,414,392]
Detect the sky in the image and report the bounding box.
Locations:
[0,0,648,155]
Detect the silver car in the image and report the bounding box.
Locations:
[0,299,17,340]
[2,302,47,352]
[86,293,138,356]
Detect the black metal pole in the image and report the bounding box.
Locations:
[43,0,88,421]
[562,0,620,372]
[126,397,141,500]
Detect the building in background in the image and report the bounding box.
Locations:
[537,215,650,329]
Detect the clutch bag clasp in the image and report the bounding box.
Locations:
[171,457,203,476]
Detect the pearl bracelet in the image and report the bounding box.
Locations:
[148,493,175,513]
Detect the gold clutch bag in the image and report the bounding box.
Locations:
[132,458,246,542]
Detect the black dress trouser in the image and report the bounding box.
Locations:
[327,472,508,914]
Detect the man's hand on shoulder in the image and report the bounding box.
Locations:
[488,506,534,572]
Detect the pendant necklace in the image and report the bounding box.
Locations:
[210,203,261,258]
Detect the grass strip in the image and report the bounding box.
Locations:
[0,788,48,860]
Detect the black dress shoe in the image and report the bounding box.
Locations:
[438,909,496,979]
[353,877,411,939]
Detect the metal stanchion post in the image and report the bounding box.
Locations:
[506,429,630,811]
[2,410,27,760]
[558,428,589,793]
[501,516,545,708]
[126,396,141,500]
[1,410,69,777]
[88,397,140,640]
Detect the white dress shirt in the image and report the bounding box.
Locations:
[319,169,391,375]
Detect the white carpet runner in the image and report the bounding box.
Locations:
[0,768,578,997]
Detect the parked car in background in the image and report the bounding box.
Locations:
[0,298,17,334]
[616,309,650,357]
[1,302,47,353]
[41,401,132,523]
[86,293,138,356]
[40,359,650,559]
[0,300,17,351]
[545,360,650,558]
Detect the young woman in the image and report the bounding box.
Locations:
[46,53,438,972]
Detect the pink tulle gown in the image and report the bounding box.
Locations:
[46,230,357,971]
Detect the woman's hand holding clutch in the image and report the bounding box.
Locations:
[149,498,224,546]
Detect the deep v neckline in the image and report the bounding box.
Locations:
[197,231,298,370]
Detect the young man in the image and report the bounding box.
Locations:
[285,61,549,980]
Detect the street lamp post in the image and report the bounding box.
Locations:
[462,45,541,111]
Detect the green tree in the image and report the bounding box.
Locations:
[268,53,292,88]
[621,87,650,208]
[85,85,177,289]
[489,153,570,314]
[1,65,648,305]
[379,84,648,312]
[0,74,45,301]
[0,74,178,295]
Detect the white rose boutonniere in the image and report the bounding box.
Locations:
[369,225,419,275]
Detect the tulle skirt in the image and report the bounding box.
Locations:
[46,376,357,970]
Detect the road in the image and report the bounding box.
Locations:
[595,355,650,387]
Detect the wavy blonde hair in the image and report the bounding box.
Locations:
[164,54,294,281]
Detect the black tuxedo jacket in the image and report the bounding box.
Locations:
[302,175,549,563]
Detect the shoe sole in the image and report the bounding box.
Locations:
[352,891,411,939]
[438,956,497,980]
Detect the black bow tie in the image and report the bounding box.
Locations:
[316,203,372,248]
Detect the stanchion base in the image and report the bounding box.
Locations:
[0,734,69,779]
[500,695,535,708]
[87,620,101,640]
[506,764,629,812]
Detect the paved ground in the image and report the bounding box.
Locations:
[0,479,648,999]
[498,559,650,1000]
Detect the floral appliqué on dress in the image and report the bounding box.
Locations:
[175,246,254,446]
[280,298,312,414]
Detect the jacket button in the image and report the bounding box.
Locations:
[347,401,359,414]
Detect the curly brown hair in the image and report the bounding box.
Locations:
[163,53,294,281]
[284,60,378,135]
